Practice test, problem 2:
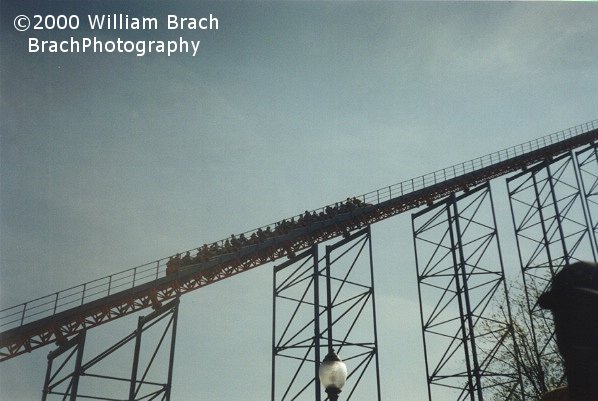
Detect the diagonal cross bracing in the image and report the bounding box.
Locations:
[413,182,523,401]
[271,228,381,401]
[507,145,598,399]
[1,120,597,361]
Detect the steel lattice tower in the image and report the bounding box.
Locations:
[0,120,596,401]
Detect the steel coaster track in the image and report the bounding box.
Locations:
[1,120,597,361]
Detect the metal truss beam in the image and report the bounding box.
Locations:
[575,142,598,258]
[413,182,523,401]
[41,299,179,401]
[2,124,596,362]
[507,146,598,397]
[272,227,381,401]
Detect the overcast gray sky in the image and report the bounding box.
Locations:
[1,1,597,400]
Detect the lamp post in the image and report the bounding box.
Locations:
[319,350,347,401]
[319,250,348,401]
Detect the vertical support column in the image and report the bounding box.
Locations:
[313,246,322,400]
[165,298,179,401]
[446,195,478,401]
[507,150,597,398]
[325,248,334,353]
[41,331,86,401]
[272,227,381,401]
[41,353,54,401]
[574,142,598,259]
[324,227,381,401]
[272,246,321,401]
[129,317,144,400]
[413,182,522,401]
[70,331,86,401]
[367,227,382,401]
[42,299,179,400]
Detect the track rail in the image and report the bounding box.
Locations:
[1,120,597,361]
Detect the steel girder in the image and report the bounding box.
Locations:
[506,146,598,396]
[41,299,179,401]
[271,227,381,401]
[413,182,523,401]
[2,127,597,363]
[575,142,598,257]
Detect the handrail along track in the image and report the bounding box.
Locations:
[1,120,597,361]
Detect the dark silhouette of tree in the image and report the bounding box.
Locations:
[480,282,564,401]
